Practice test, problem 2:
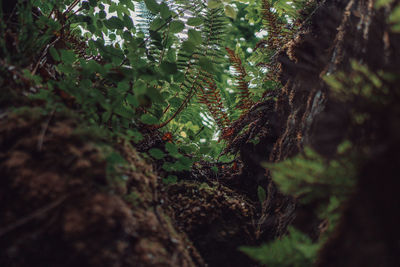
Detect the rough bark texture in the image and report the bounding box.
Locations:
[0,110,203,267]
[221,0,400,265]
[239,0,400,265]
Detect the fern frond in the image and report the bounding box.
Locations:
[135,1,155,36]
[225,47,254,112]
[261,0,285,50]
[272,0,299,17]
[157,6,228,129]
[202,7,228,64]
[197,77,230,130]
[170,0,206,17]
[153,83,197,129]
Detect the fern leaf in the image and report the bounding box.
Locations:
[197,77,230,131]
[226,47,254,112]
[261,0,287,49]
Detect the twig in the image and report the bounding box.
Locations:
[5,4,17,24]
[62,0,81,17]
[31,36,61,75]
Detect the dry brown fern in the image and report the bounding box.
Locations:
[197,77,230,131]
[261,0,287,49]
[225,47,254,113]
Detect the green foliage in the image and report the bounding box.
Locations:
[105,150,129,185]
[148,148,165,159]
[375,0,400,31]
[163,175,178,184]
[323,60,400,163]
[0,0,313,186]
[264,145,356,204]
[144,0,160,14]
[257,185,266,203]
[375,0,394,8]
[243,141,358,266]
[240,227,319,267]
[324,60,397,130]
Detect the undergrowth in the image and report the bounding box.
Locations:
[0,0,315,173]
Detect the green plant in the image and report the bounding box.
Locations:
[257,185,266,204]
[240,142,358,265]
[5,1,312,155]
[376,0,400,32]
[264,145,356,205]
[240,226,320,267]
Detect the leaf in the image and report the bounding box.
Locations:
[140,113,158,124]
[169,20,185,33]
[126,94,139,107]
[167,96,181,109]
[187,17,204,26]
[173,72,184,82]
[208,0,223,9]
[211,166,218,173]
[150,18,164,31]
[109,2,117,13]
[224,5,237,19]
[165,142,180,157]
[144,0,160,14]
[148,148,165,159]
[181,144,196,153]
[117,81,130,92]
[173,162,186,171]
[389,5,400,24]
[160,61,178,75]
[188,29,202,45]
[199,57,215,72]
[49,47,60,61]
[82,1,90,10]
[163,175,178,184]
[96,19,103,29]
[99,10,106,19]
[178,156,193,170]
[102,111,112,123]
[123,30,133,40]
[199,146,211,154]
[60,50,76,64]
[159,2,171,20]
[114,105,134,119]
[162,162,175,171]
[127,130,143,143]
[89,0,97,7]
[133,80,147,95]
[166,48,176,62]
[123,14,134,29]
[181,40,196,53]
[146,86,164,103]
[257,186,266,203]
[105,16,124,30]
[240,227,319,266]
[375,0,393,8]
